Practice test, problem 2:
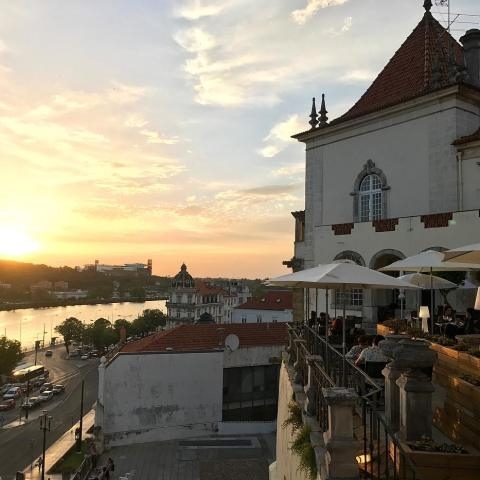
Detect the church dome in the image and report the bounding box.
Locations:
[172,263,195,288]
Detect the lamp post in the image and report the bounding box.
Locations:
[39,410,52,480]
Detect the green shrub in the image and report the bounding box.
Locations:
[290,425,317,480]
[282,400,303,432]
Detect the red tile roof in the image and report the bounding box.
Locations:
[334,11,463,124]
[120,322,288,353]
[453,127,480,146]
[195,280,228,296]
[237,290,293,311]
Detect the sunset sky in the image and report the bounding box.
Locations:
[0,0,475,278]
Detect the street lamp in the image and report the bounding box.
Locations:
[39,410,52,480]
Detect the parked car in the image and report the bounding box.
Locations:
[81,354,89,360]
[39,390,53,402]
[21,396,41,409]
[52,385,65,395]
[0,384,13,395]
[40,382,53,393]
[0,399,16,411]
[3,387,22,400]
[45,350,53,357]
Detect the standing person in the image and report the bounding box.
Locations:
[107,458,115,473]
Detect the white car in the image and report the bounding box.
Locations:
[39,390,53,402]
[81,354,89,360]
[3,386,22,400]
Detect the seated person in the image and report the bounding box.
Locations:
[346,335,370,361]
[465,308,480,334]
[355,335,388,368]
[330,317,343,335]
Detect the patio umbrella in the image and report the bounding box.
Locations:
[266,261,418,357]
[443,243,480,264]
[397,273,457,320]
[380,250,480,331]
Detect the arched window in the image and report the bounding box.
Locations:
[359,174,382,221]
[351,160,390,222]
[333,251,366,308]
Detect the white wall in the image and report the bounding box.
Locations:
[223,345,284,368]
[231,308,292,324]
[102,350,223,446]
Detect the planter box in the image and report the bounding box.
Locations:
[429,342,480,377]
[400,441,480,480]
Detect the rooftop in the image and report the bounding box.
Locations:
[120,322,288,353]
[237,290,293,311]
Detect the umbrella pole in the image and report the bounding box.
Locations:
[325,289,329,342]
[430,267,434,334]
[342,284,346,386]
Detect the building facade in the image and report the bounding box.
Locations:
[287,6,480,330]
[232,290,293,324]
[95,323,287,447]
[166,263,252,324]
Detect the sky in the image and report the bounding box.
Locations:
[0,0,476,279]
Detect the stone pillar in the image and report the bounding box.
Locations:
[380,335,408,433]
[322,387,360,480]
[304,355,323,417]
[392,339,437,442]
[293,339,306,385]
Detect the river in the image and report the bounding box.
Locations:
[0,300,166,351]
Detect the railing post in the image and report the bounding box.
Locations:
[293,339,306,385]
[380,334,408,433]
[393,339,437,441]
[305,355,323,417]
[322,387,360,480]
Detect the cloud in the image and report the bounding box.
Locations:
[124,114,149,128]
[292,0,349,25]
[175,1,227,20]
[139,129,180,145]
[173,28,216,53]
[323,16,353,37]
[340,69,377,83]
[258,115,305,158]
[272,163,304,177]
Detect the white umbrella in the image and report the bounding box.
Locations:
[398,273,457,290]
[267,261,418,352]
[444,243,480,264]
[380,250,480,331]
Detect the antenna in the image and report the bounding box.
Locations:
[224,334,240,352]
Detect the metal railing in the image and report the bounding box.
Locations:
[287,324,420,479]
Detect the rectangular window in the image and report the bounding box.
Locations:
[256,315,262,323]
[335,288,363,306]
[242,317,247,324]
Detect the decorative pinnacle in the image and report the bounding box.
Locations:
[423,0,432,12]
[309,97,318,129]
[319,93,328,126]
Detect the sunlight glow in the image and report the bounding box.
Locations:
[0,227,40,258]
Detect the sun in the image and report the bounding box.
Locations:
[0,226,40,258]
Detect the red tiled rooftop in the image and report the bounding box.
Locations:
[335,11,463,124]
[120,322,288,353]
[195,280,228,295]
[237,290,293,311]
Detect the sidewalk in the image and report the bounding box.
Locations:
[23,410,95,480]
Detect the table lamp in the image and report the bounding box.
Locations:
[418,305,430,333]
[475,288,480,310]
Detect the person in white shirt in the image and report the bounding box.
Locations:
[355,335,388,367]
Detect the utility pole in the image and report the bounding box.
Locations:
[39,410,52,480]
[76,380,85,452]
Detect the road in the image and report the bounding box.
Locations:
[0,345,99,480]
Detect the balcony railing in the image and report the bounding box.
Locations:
[287,324,420,479]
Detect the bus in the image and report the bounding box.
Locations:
[10,365,46,384]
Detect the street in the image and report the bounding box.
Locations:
[0,345,99,479]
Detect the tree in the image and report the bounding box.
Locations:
[55,317,84,353]
[0,336,23,376]
[131,309,165,336]
[83,318,117,350]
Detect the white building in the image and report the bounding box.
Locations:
[286,5,480,330]
[232,290,293,324]
[166,263,252,324]
[95,323,287,447]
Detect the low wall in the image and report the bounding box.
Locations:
[218,421,276,435]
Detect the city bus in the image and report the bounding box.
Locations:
[10,364,45,384]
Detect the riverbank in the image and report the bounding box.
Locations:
[0,296,168,311]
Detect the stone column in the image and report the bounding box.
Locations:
[380,335,408,433]
[393,339,437,441]
[293,339,306,385]
[322,387,360,480]
[304,355,323,417]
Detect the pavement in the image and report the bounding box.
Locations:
[12,408,275,480]
[21,409,95,480]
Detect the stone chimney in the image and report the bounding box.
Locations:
[460,29,480,87]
